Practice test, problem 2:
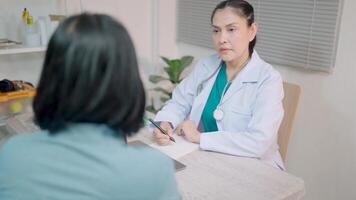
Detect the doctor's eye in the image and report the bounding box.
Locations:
[212,29,220,34]
[228,28,236,32]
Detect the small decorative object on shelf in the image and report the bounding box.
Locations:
[22,8,41,47]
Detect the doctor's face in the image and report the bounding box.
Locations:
[212,8,257,65]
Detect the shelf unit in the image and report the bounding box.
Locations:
[0,0,83,56]
[0,46,46,55]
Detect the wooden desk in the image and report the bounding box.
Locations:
[176,150,305,200]
[130,130,306,200]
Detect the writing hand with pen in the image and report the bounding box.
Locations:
[153,120,201,145]
[152,121,175,145]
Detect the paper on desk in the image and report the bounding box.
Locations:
[130,126,199,160]
[149,135,199,160]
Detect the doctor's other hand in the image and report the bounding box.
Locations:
[153,121,174,146]
[176,120,201,144]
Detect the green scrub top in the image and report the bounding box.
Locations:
[200,62,231,132]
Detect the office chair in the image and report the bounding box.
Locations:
[278,82,301,163]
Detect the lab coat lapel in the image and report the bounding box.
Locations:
[220,75,245,104]
[221,52,261,104]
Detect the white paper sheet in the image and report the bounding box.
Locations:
[148,135,199,160]
[129,126,199,160]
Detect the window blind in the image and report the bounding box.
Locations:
[177,0,344,72]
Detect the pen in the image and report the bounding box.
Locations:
[148,118,176,143]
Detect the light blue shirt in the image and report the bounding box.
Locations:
[0,123,181,200]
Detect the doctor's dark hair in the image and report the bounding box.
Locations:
[33,13,145,136]
[211,0,256,57]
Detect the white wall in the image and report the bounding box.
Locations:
[272,1,356,199]
[82,1,152,64]
[81,0,178,83]
[178,1,356,200]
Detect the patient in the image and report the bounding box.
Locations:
[0,13,180,200]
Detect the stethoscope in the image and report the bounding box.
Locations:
[196,59,250,121]
[213,81,231,121]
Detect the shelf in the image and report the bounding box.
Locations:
[0,46,46,55]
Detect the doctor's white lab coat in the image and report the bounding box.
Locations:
[155,51,285,169]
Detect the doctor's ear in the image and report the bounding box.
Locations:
[249,22,258,42]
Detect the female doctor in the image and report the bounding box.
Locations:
[153,0,285,170]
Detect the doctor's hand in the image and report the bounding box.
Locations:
[153,121,174,146]
[176,120,201,144]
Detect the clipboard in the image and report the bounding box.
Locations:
[128,140,186,172]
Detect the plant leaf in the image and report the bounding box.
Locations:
[145,105,158,114]
[163,67,170,76]
[160,56,171,66]
[163,67,175,83]
[153,87,171,96]
[160,96,170,103]
[149,75,168,83]
[179,56,194,75]
[159,55,193,84]
[168,59,181,83]
[180,56,194,69]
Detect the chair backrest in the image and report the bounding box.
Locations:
[278,82,301,163]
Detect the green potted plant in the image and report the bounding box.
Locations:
[146,55,194,113]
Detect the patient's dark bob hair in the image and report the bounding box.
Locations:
[33,13,145,136]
